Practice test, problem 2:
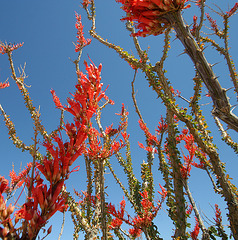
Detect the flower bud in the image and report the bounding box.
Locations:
[47,225,52,234]
[2,227,8,237]
[2,209,8,219]
[7,203,14,215]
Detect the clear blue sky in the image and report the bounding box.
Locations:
[1,0,238,239]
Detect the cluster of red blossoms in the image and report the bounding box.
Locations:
[0,58,129,238]
[174,129,206,180]
[0,42,24,55]
[74,13,91,52]
[116,0,190,37]
[108,187,167,238]
[0,81,10,89]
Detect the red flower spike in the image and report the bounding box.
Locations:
[190,217,200,240]
[108,199,126,229]
[191,15,198,35]
[38,132,85,183]
[205,13,219,34]
[9,162,32,189]
[214,204,222,225]
[226,3,238,17]
[74,13,91,52]
[176,128,207,178]
[82,0,91,7]
[156,116,168,133]
[50,90,63,109]
[186,204,193,216]
[63,61,110,126]
[158,183,167,199]
[129,228,142,238]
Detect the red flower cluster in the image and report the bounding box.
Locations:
[82,0,91,7]
[86,126,129,160]
[186,204,193,216]
[226,2,238,17]
[108,199,126,229]
[0,81,10,89]
[205,13,219,34]
[191,15,198,36]
[176,129,206,179]
[116,0,190,37]
[51,61,129,161]
[108,188,167,238]
[37,135,83,184]
[14,176,66,239]
[190,217,200,240]
[9,162,32,189]
[138,117,167,153]
[0,42,24,55]
[214,204,222,225]
[74,13,91,52]
[0,54,119,238]
[0,177,15,238]
[51,61,109,125]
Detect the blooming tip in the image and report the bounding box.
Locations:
[0,81,10,89]
[50,89,63,109]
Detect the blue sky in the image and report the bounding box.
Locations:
[1,0,238,239]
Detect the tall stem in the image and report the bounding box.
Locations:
[166,11,238,132]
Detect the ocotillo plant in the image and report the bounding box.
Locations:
[0,0,238,239]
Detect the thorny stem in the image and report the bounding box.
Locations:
[93,161,102,237]
[165,11,238,132]
[22,116,39,239]
[126,21,147,63]
[85,155,93,224]
[166,109,187,238]
[183,180,210,239]
[195,0,206,41]
[204,167,221,194]
[99,159,107,240]
[105,159,132,206]
[57,210,65,240]
[131,70,143,121]
[214,116,238,153]
[131,70,155,199]
[28,125,38,199]
[115,150,140,212]
[6,51,50,140]
[95,108,109,240]
[0,104,31,152]
[222,15,238,97]
[74,49,82,73]
[160,11,238,237]
[64,189,97,239]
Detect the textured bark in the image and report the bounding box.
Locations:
[166,11,238,133]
